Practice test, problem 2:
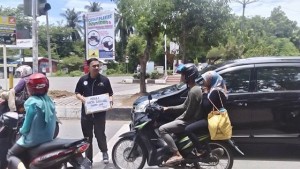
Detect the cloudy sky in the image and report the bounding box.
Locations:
[1,0,300,25]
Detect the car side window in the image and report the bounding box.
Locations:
[256,66,300,92]
[221,69,251,93]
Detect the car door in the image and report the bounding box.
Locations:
[250,63,300,139]
[218,65,255,138]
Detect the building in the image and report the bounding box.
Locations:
[18,57,59,73]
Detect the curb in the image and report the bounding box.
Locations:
[121,78,167,84]
[56,106,132,121]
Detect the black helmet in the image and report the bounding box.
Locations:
[176,63,198,82]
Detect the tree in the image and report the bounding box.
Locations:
[126,35,145,73]
[84,2,103,12]
[166,0,232,63]
[115,0,174,93]
[60,8,82,41]
[268,6,298,38]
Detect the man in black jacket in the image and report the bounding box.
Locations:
[75,58,113,164]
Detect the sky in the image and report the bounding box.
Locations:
[0,0,300,26]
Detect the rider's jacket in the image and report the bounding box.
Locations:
[17,95,56,148]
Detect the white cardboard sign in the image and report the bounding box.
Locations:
[84,93,110,114]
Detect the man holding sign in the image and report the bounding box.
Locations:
[75,58,113,164]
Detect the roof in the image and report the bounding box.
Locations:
[17,57,59,63]
[217,56,300,69]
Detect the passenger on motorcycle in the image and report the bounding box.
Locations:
[6,73,57,169]
[185,71,228,158]
[158,63,202,165]
[14,65,32,104]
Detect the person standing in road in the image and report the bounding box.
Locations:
[75,58,113,164]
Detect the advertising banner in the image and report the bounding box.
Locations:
[0,16,16,45]
[85,11,115,60]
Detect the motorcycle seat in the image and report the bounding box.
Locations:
[28,138,87,158]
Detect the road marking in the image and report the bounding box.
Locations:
[93,123,130,163]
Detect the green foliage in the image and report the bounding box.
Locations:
[59,55,84,72]
[106,69,117,75]
[54,70,68,77]
[244,37,300,57]
[150,70,161,79]
[126,35,146,72]
[69,70,83,77]
[60,8,82,41]
[133,72,150,79]
[167,69,173,75]
[207,46,225,61]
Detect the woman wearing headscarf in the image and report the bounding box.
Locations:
[185,71,228,158]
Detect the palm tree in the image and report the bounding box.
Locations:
[60,8,82,41]
[84,2,103,12]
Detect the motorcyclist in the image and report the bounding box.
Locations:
[158,63,202,165]
[185,70,228,158]
[14,65,32,100]
[6,73,57,169]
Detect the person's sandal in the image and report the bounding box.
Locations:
[165,155,183,165]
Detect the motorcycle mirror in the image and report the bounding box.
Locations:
[148,94,152,101]
[148,94,152,105]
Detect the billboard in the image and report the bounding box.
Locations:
[0,16,16,45]
[85,11,115,60]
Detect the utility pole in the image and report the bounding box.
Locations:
[32,0,39,73]
[24,0,51,73]
[46,11,52,75]
[232,0,259,30]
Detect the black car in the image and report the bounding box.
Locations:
[132,57,300,145]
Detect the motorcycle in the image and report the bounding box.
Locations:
[0,111,91,169]
[112,95,244,169]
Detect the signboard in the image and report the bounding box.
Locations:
[0,39,33,49]
[84,93,111,114]
[85,11,115,60]
[170,42,179,55]
[0,16,16,45]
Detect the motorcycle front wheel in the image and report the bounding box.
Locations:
[112,137,146,169]
[196,141,234,169]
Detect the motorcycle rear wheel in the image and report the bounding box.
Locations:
[196,141,234,169]
[112,137,147,169]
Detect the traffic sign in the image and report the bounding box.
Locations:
[0,16,16,45]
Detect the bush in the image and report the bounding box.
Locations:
[55,70,67,77]
[167,70,173,75]
[107,69,117,75]
[150,70,160,79]
[69,70,83,77]
[133,72,150,79]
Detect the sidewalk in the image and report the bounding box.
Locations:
[54,84,171,120]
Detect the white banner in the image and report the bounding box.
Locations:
[85,11,115,60]
[0,39,32,48]
[170,42,179,54]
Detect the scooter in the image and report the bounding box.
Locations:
[0,112,91,169]
[112,95,244,169]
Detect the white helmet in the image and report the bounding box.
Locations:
[15,65,33,78]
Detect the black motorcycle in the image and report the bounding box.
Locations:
[112,95,244,169]
[0,112,90,169]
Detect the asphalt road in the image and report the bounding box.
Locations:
[59,119,300,169]
[0,76,170,95]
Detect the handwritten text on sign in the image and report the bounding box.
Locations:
[84,93,110,114]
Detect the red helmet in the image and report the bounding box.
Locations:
[27,73,49,96]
